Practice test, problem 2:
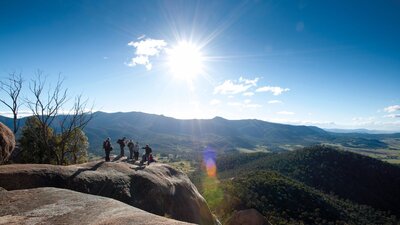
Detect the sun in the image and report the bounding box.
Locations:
[166,41,204,80]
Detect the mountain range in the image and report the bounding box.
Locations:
[1,111,399,156]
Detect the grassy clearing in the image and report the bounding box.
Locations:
[166,160,196,174]
[323,143,400,164]
[237,145,270,153]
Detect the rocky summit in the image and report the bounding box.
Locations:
[0,187,194,225]
[0,158,215,225]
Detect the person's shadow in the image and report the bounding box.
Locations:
[112,155,122,162]
[69,161,104,180]
[134,165,146,171]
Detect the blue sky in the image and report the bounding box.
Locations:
[1,0,399,131]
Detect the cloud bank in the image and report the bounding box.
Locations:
[384,105,400,113]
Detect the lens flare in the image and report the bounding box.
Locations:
[205,158,217,177]
[203,148,217,177]
[201,147,224,209]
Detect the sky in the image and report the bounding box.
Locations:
[0,0,400,131]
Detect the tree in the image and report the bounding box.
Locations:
[19,116,55,164]
[23,70,93,165]
[0,72,23,134]
[59,128,89,164]
[56,96,92,164]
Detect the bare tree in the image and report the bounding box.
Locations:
[25,70,93,165]
[25,71,67,164]
[0,72,23,134]
[57,95,93,164]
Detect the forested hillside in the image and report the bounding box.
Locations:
[213,146,400,224]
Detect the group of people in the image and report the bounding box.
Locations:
[102,137,155,165]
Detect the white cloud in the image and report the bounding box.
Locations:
[268,100,282,104]
[243,92,254,97]
[129,55,151,70]
[128,39,167,56]
[244,103,262,108]
[228,101,262,108]
[256,86,290,96]
[214,80,249,94]
[384,105,400,113]
[210,99,221,106]
[0,110,33,118]
[271,118,337,128]
[127,38,167,70]
[214,77,259,95]
[352,116,375,122]
[277,111,295,115]
[239,77,259,86]
[349,117,400,131]
[270,116,400,132]
[384,114,400,118]
[228,102,242,107]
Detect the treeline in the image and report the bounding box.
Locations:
[0,71,93,165]
[217,171,397,224]
[211,145,400,224]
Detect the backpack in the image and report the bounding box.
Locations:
[104,140,112,150]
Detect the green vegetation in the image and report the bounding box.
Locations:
[218,171,397,224]
[19,117,89,165]
[208,145,400,224]
[19,116,55,164]
[218,146,400,215]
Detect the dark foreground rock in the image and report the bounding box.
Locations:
[225,209,270,225]
[0,187,194,225]
[0,160,214,225]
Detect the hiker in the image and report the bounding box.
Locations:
[116,137,127,157]
[127,140,134,160]
[141,144,152,165]
[103,137,113,162]
[133,142,140,161]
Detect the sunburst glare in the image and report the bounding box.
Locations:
[166,41,204,81]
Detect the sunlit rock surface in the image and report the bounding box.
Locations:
[0,158,214,225]
[0,187,194,225]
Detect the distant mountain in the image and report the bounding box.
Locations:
[1,111,399,155]
[82,111,333,153]
[325,128,399,134]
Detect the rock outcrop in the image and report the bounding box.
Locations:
[0,187,194,225]
[0,160,214,225]
[225,209,270,225]
[0,122,15,165]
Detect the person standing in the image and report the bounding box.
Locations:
[141,144,152,165]
[103,137,113,162]
[117,137,127,157]
[133,142,140,161]
[127,140,134,160]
